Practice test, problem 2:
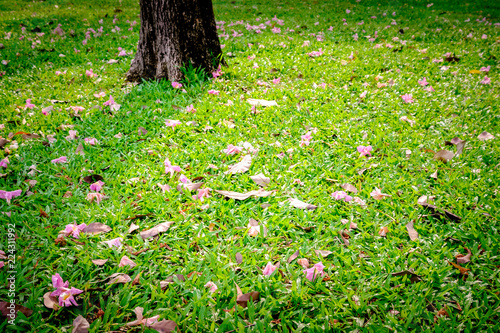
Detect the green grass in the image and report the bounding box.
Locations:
[1,0,499,331]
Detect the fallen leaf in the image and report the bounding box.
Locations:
[417,196,461,222]
[236,291,260,308]
[140,221,174,239]
[478,131,495,141]
[469,69,481,74]
[379,226,389,237]
[215,188,274,200]
[131,271,142,286]
[43,292,59,309]
[83,174,104,183]
[391,270,422,283]
[83,222,111,234]
[128,223,140,234]
[287,250,299,263]
[450,137,466,155]
[297,258,309,268]
[434,306,449,322]
[72,315,90,333]
[21,133,40,140]
[430,170,438,179]
[150,320,178,333]
[125,213,154,221]
[340,183,357,193]
[247,218,267,237]
[250,173,270,187]
[40,209,49,218]
[288,198,317,210]
[315,250,333,257]
[138,127,148,135]
[107,273,131,284]
[235,252,243,264]
[0,301,33,318]
[63,191,73,198]
[406,220,419,241]
[247,98,278,107]
[434,150,454,163]
[160,274,185,289]
[225,155,252,174]
[75,143,84,155]
[92,259,108,266]
[456,248,472,264]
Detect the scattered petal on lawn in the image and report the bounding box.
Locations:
[72,315,90,333]
[478,131,495,141]
[288,198,317,210]
[304,262,325,281]
[430,170,438,179]
[247,98,278,107]
[102,237,123,248]
[391,270,422,283]
[225,154,252,174]
[0,189,22,204]
[108,273,131,284]
[250,173,270,187]
[357,145,372,156]
[406,220,419,241]
[89,180,104,192]
[119,255,137,268]
[456,248,472,264]
[128,223,140,234]
[140,221,174,239]
[236,291,260,308]
[262,262,277,276]
[126,307,159,327]
[331,191,353,202]
[215,188,274,200]
[86,192,104,203]
[91,259,108,266]
[51,156,67,164]
[379,226,389,237]
[287,250,299,263]
[0,302,33,318]
[223,144,243,155]
[205,281,218,293]
[434,150,454,163]
[371,188,391,200]
[157,183,171,193]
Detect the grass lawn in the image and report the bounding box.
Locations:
[0,0,499,331]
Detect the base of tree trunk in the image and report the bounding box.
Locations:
[127,0,223,82]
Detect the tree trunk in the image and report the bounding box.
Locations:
[127,0,223,82]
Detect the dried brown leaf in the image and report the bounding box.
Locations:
[379,226,389,237]
[140,221,174,239]
[72,315,90,333]
[478,131,495,141]
[297,258,309,268]
[43,292,59,309]
[0,301,33,318]
[107,273,131,284]
[287,250,299,263]
[215,188,274,200]
[250,173,270,187]
[406,220,419,241]
[150,320,178,333]
[340,183,358,193]
[434,150,454,163]
[91,259,108,266]
[235,252,243,264]
[391,270,422,283]
[83,222,111,234]
[288,198,317,210]
[236,291,260,308]
[455,248,472,264]
[225,154,252,175]
[315,250,333,257]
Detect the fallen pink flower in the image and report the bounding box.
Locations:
[84,137,98,145]
[94,92,106,98]
[179,175,190,184]
[480,76,491,85]
[51,156,67,164]
[186,104,196,113]
[164,158,182,176]
[401,94,414,103]
[90,180,104,192]
[424,85,435,92]
[418,77,429,86]
[357,145,372,157]
[223,144,243,155]
[70,106,85,113]
[0,189,22,204]
[480,66,490,73]
[65,130,78,141]
[103,237,123,248]
[62,222,87,238]
[51,273,83,307]
[370,187,391,200]
[86,192,104,203]
[300,131,312,147]
[262,262,277,276]
[157,183,171,193]
[171,81,182,89]
[307,49,323,57]
[193,188,210,202]
[0,158,9,168]
[272,78,280,84]
[208,89,220,95]
[304,262,325,281]
[165,119,182,128]
[85,69,98,78]
[25,99,35,109]
[204,281,218,293]
[331,191,353,202]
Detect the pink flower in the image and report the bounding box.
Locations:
[0,189,22,204]
[172,81,182,89]
[370,187,391,200]
[86,192,104,203]
[262,262,277,276]
[153,184,169,194]
[331,191,353,202]
[307,49,323,57]
[103,95,121,111]
[424,85,435,92]
[84,137,98,145]
[179,175,190,184]
[55,70,66,75]
[204,281,218,293]
[117,50,127,56]
[272,78,280,84]
[271,27,281,33]
[90,180,104,192]
[103,237,123,248]
[0,158,9,168]
[94,92,106,98]
[208,89,220,95]
[300,131,312,147]
[62,222,87,238]
[65,130,78,141]
[303,262,325,281]
[223,144,243,155]
[118,255,137,268]
[193,188,210,202]
[165,119,182,128]
[427,3,434,7]
[480,76,491,84]
[164,158,182,176]
[186,104,196,113]
[70,106,85,113]
[480,66,490,73]
[25,99,35,109]
[482,34,487,39]
[357,145,372,156]
[401,94,414,103]
[50,273,83,307]
[85,69,98,78]
[418,77,429,86]
[51,156,67,164]
[0,262,4,269]
[346,9,351,13]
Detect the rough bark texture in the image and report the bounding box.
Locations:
[127,0,223,82]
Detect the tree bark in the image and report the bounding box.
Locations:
[127,0,223,82]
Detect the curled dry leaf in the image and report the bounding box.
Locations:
[43,292,59,309]
[235,252,243,264]
[450,137,466,155]
[287,250,299,263]
[140,221,174,239]
[477,131,495,141]
[456,248,472,264]
[215,188,274,200]
[449,261,470,275]
[250,173,270,187]
[391,270,422,283]
[379,226,389,237]
[340,183,357,193]
[92,259,108,266]
[406,220,419,241]
[288,198,317,210]
[434,150,454,163]
[83,222,111,234]
[108,273,132,285]
[247,98,278,107]
[236,291,260,308]
[434,306,449,323]
[138,127,148,135]
[72,315,90,333]
[225,154,252,175]
[297,258,309,268]
[83,174,104,184]
[0,301,33,318]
